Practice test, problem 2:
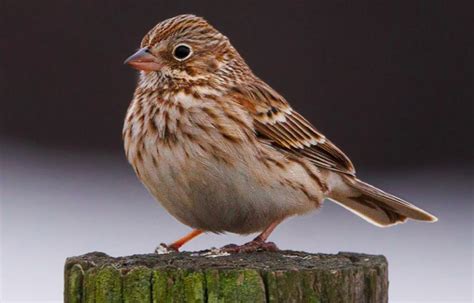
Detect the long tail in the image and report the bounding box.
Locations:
[328,175,438,227]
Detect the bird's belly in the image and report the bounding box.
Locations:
[134,142,324,234]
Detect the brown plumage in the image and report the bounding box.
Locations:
[123,14,437,252]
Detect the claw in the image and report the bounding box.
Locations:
[155,243,178,254]
[220,240,279,253]
[220,243,239,250]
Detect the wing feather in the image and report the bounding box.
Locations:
[227,81,356,175]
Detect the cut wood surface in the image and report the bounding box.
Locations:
[64,250,388,303]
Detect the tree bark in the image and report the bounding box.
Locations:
[64,250,388,303]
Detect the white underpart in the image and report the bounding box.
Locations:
[124,93,327,234]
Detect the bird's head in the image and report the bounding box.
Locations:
[125,14,246,89]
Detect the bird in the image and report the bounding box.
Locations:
[123,14,437,253]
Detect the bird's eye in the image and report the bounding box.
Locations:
[172,44,192,61]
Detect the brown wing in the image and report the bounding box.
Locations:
[228,81,356,175]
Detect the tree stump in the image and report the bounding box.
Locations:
[64,250,388,303]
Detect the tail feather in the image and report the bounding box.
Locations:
[329,176,438,227]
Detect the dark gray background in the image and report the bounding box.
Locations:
[1,1,472,302]
[1,0,472,169]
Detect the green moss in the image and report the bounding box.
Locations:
[123,266,152,303]
[264,270,320,303]
[183,270,205,303]
[152,270,169,302]
[263,271,277,302]
[65,251,388,302]
[83,268,98,303]
[206,269,266,303]
[152,269,205,303]
[65,264,84,303]
[169,269,186,302]
[95,265,122,303]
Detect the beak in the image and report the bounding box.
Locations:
[124,47,162,71]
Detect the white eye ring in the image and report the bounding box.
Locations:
[172,43,193,61]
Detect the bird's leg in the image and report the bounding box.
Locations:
[221,219,283,253]
[157,229,203,253]
[254,219,282,242]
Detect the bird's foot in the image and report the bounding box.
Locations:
[155,243,179,254]
[220,239,279,253]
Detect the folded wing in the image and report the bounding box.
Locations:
[228,81,355,175]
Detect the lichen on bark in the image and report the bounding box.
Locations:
[65,250,388,303]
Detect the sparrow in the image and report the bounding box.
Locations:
[123,14,437,253]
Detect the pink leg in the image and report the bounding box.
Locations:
[222,219,284,253]
[253,219,282,242]
[163,229,203,252]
